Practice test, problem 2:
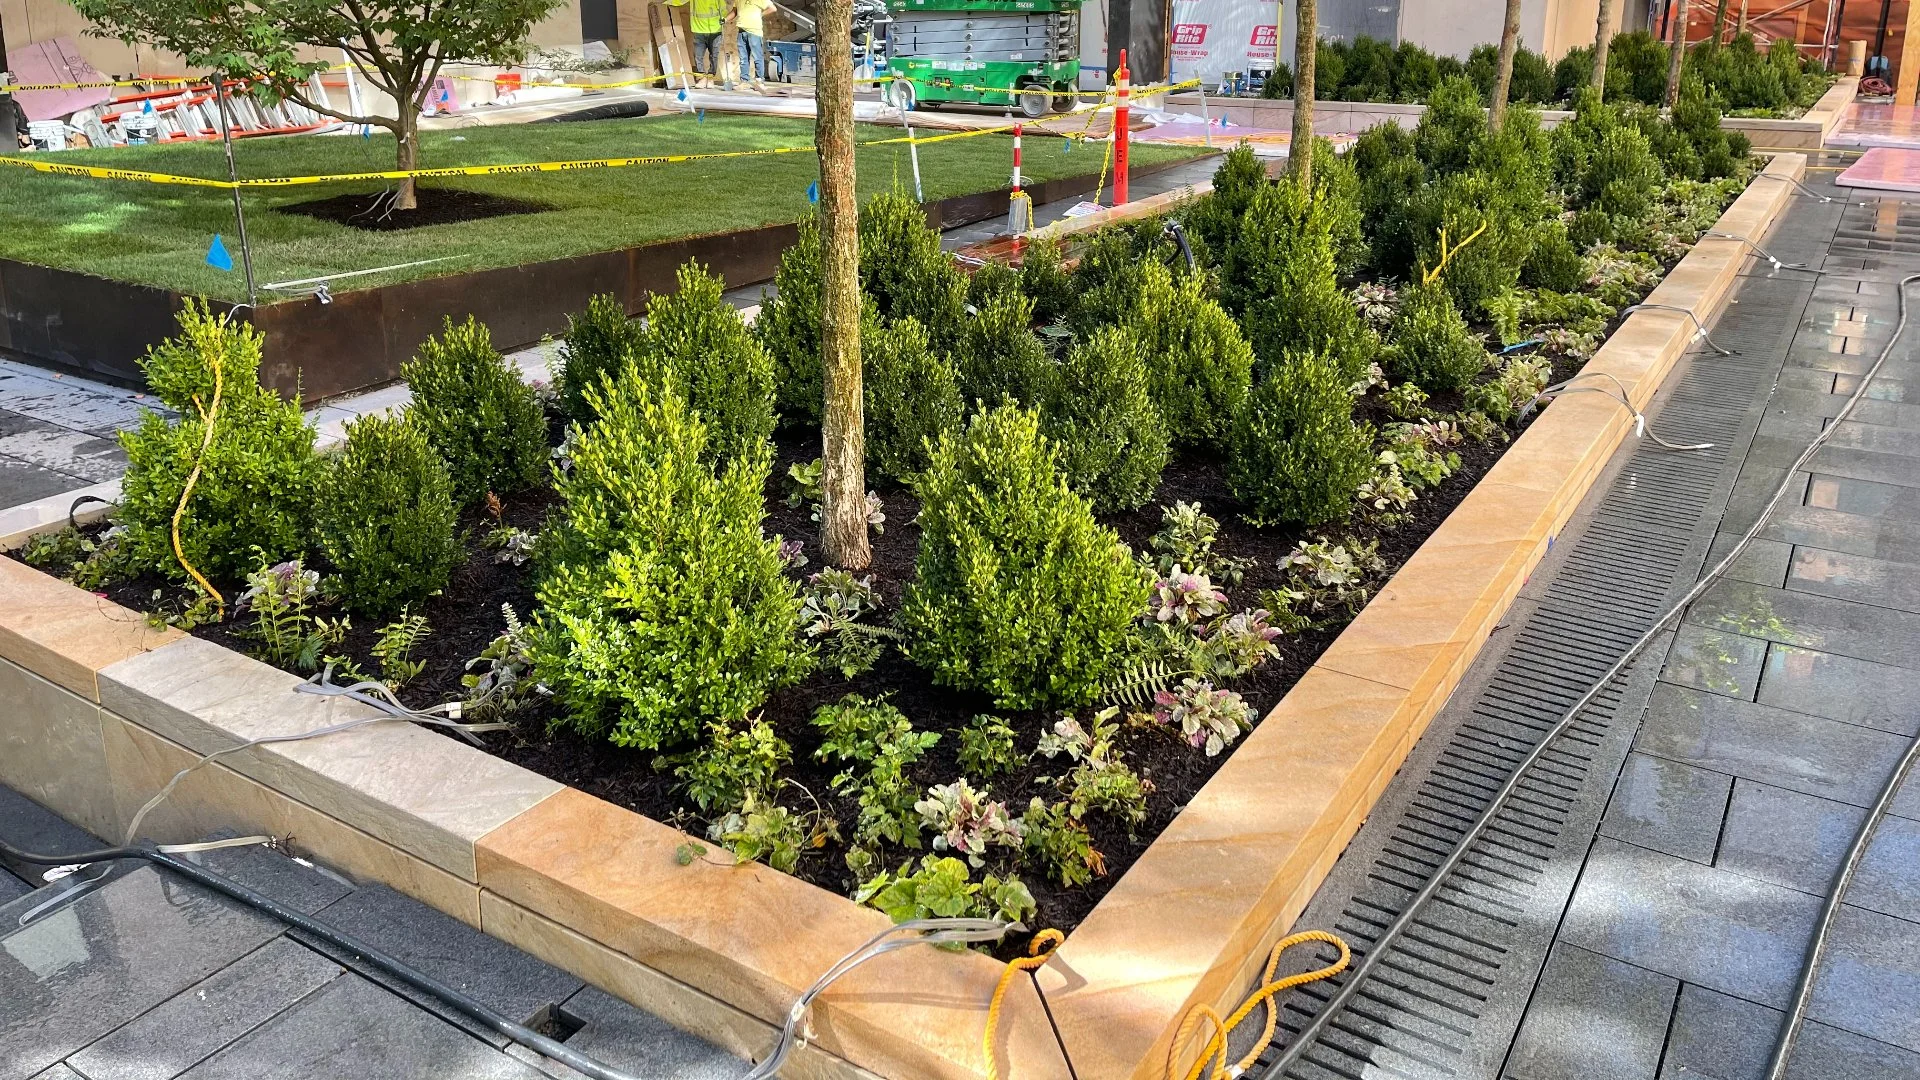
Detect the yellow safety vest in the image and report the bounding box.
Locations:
[671,0,726,35]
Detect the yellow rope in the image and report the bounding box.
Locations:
[983,928,1065,1080]
[1420,220,1490,286]
[171,343,226,619]
[1166,931,1352,1080]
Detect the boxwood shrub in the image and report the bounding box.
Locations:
[534,372,810,749]
[1227,176,1374,386]
[865,309,963,482]
[1228,350,1375,527]
[403,316,547,505]
[315,413,458,617]
[756,214,825,426]
[636,261,778,467]
[1044,323,1169,512]
[957,289,1057,407]
[1126,260,1253,451]
[901,405,1150,709]
[557,293,643,423]
[1385,281,1488,392]
[118,301,321,582]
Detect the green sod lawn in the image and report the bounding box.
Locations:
[0,115,1205,302]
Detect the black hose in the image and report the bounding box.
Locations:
[0,837,652,1080]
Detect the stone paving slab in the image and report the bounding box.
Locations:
[1808,904,1920,1053]
[1500,942,1676,1080]
[1558,837,1822,1010]
[553,986,746,1080]
[1787,544,1920,612]
[1758,642,1920,732]
[1805,471,1920,521]
[1686,578,1920,670]
[1704,533,1793,587]
[1659,622,1769,700]
[1596,751,1731,865]
[1763,502,1920,563]
[175,973,547,1080]
[65,938,342,1080]
[1659,982,1920,1080]
[0,867,285,1080]
[296,883,585,1047]
[1636,682,1911,808]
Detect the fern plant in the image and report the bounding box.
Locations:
[371,609,431,689]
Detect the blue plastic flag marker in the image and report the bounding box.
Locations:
[206,235,234,272]
[698,108,707,122]
[807,180,819,204]
[142,99,154,115]
[677,88,689,103]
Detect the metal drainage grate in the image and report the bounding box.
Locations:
[1252,270,1816,1080]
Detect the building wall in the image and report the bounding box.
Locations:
[3,0,590,78]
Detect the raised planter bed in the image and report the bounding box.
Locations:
[0,152,1806,1078]
[0,157,1200,404]
[1166,75,1859,150]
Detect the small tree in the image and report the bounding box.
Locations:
[815,0,870,570]
[1665,0,1691,107]
[1592,0,1619,88]
[73,0,563,210]
[1490,0,1524,127]
[1292,0,1318,187]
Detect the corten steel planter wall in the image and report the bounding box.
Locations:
[0,161,1201,403]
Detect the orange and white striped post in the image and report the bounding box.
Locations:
[1113,49,1131,206]
[1008,122,1030,233]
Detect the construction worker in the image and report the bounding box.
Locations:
[736,0,773,93]
[670,0,728,87]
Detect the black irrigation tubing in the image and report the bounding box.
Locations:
[1267,259,1920,1076]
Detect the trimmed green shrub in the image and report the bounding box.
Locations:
[533,373,809,749]
[1394,41,1443,101]
[1585,124,1664,220]
[1413,77,1488,176]
[1044,324,1169,512]
[1554,44,1595,102]
[1466,41,1555,105]
[1019,237,1077,326]
[756,215,824,426]
[900,404,1150,709]
[403,316,547,505]
[956,289,1057,407]
[1605,30,1670,104]
[1188,144,1266,263]
[966,260,1023,310]
[1338,35,1395,101]
[1127,261,1253,450]
[1385,281,1488,392]
[865,310,963,482]
[557,294,643,423]
[1227,350,1374,527]
[119,301,321,583]
[637,261,778,467]
[1354,124,1426,275]
[1522,218,1586,293]
[315,413,458,617]
[1314,136,1368,277]
[1227,176,1374,385]
[859,190,969,349]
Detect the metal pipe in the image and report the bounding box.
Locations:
[212,81,258,307]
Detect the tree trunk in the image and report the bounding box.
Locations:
[1490,0,1524,127]
[1291,0,1316,188]
[1593,0,1617,88]
[1711,0,1731,43]
[815,0,869,570]
[1666,0,1690,107]
[1736,0,1749,34]
[395,114,419,211]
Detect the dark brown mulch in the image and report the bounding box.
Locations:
[275,188,554,231]
[57,377,1546,943]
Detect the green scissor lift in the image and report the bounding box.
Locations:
[882,0,1083,118]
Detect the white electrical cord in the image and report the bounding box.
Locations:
[1521,370,1716,452]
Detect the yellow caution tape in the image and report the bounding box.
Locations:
[0,140,824,188]
[0,76,1198,191]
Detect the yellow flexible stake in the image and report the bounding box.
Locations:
[172,353,226,619]
[983,928,1065,1080]
[1167,931,1352,1080]
[1420,220,1490,286]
